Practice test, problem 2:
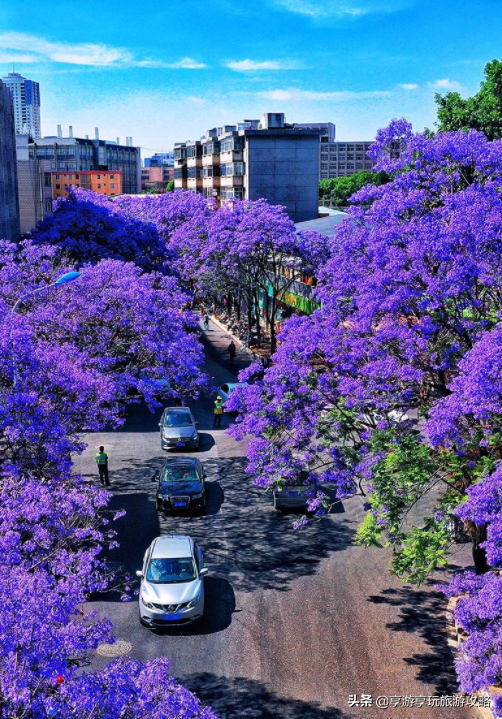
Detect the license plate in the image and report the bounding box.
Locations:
[174,502,187,508]
[176,442,185,447]
[165,613,181,621]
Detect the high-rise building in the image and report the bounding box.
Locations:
[2,72,41,139]
[294,122,375,179]
[174,112,321,222]
[0,80,20,240]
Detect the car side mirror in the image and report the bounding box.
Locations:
[158,422,162,426]
[203,474,207,479]
[200,568,209,576]
[136,570,144,579]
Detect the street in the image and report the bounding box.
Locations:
[74,321,473,719]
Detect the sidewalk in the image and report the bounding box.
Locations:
[207,313,273,363]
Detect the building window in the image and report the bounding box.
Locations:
[55,174,60,180]
[55,183,61,189]
[44,172,51,187]
[110,174,114,179]
[110,183,115,189]
[44,199,52,212]
[97,184,101,188]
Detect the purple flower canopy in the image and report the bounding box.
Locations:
[224,122,502,696]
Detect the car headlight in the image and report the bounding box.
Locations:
[143,599,155,609]
[192,492,203,499]
[186,593,201,609]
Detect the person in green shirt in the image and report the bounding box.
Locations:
[95,445,110,486]
[213,397,224,428]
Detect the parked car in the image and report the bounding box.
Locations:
[159,407,199,450]
[137,535,207,628]
[156,457,207,513]
[217,382,248,407]
[273,482,314,512]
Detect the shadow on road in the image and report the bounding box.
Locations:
[183,674,353,719]
[103,454,355,594]
[366,580,460,695]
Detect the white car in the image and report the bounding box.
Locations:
[137,535,207,628]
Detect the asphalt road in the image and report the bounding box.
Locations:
[74,320,474,719]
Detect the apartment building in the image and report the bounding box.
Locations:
[174,113,320,222]
[2,72,41,139]
[141,166,174,192]
[52,170,122,199]
[294,122,375,179]
[0,80,20,240]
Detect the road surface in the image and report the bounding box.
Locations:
[74,320,474,719]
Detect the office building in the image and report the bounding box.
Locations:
[294,122,374,179]
[34,130,141,194]
[2,72,41,139]
[144,152,174,167]
[52,170,122,200]
[0,80,20,240]
[174,112,320,222]
[141,166,174,192]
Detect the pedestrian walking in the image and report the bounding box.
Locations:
[213,397,224,428]
[203,313,210,330]
[228,340,236,366]
[95,445,110,486]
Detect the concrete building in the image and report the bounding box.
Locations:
[0,80,20,240]
[141,166,174,192]
[294,122,374,179]
[2,72,41,139]
[52,170,122,199]
[174,112,321,222]
[144,152,174,167]
[16,134,44,234]
[34,131,141,194]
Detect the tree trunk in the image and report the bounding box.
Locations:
[472,524,489,574]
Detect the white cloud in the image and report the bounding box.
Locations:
[166,57,207,69]
[271,0,408,18]
[0,33,207,69]
[399,83,419,90]
[187,96,206,104]
[260,88,391,101]
[226,59,299,71]
[430,78,461,90]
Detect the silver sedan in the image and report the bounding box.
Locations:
[137,535,208,628]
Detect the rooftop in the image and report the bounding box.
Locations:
[152,535,192,559]
[295,211,348,239]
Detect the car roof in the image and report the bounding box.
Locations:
[151,535,193,559]
[163,407,192,413]
[162,457,200,470]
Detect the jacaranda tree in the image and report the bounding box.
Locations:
[227,120,502,698]
[0,227,214,716]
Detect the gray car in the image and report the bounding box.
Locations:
[273,483,314,511]
[137,535,207,628]
[159,407,199,451]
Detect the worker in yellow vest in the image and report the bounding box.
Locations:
[95,445,110,486]
[213,397,224,428]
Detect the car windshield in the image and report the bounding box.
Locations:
[161,466,199,483]
[146,557,196,584]
[164,413,192,428]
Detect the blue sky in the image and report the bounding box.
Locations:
[0,0,500,155]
